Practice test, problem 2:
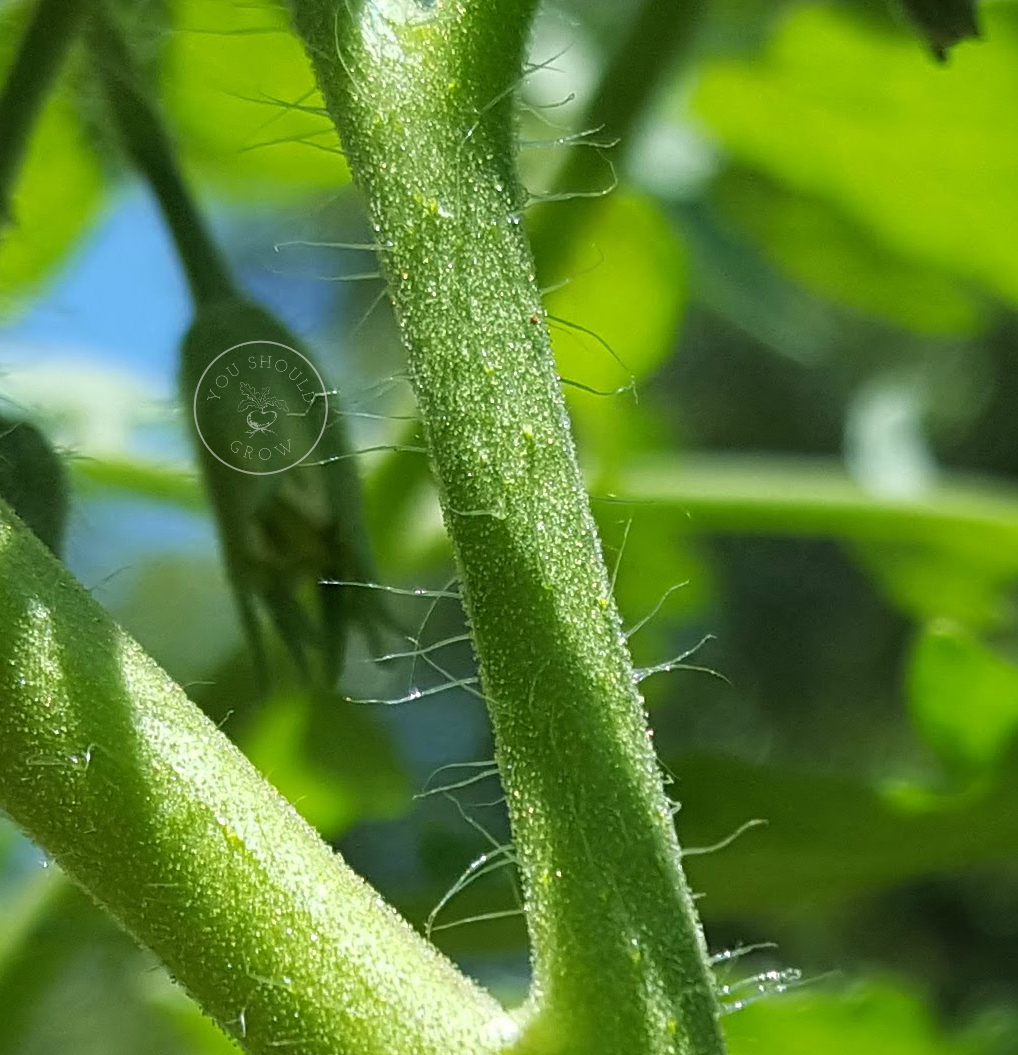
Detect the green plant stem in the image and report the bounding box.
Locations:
[287,3,726,1053]
[615,453,1018,559]
[0,498,516,1055]
[87,4,234,305]
[0,0,83,225]
[369,0,707,539]
[68,451,1018,605]
[70,455,204,510]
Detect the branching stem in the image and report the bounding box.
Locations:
[287,2,726,1052]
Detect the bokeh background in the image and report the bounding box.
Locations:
[1,0,1017,1052]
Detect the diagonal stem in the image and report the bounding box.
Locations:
[0,498,515,1055]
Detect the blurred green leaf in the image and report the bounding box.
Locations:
[0,869,186,1055]
[907,620,1018,776]
[242,692,409,838]
[711,168,987,335]
[851,541,1010,629]
[595,510,714,670]
[724,979,980,1055]
[0,2,30,91]
[363,441,447,577]
[0,83,102,308]
[674,751,1018,918]
[676,200,842,366]
[111,556,243,685]
[0,871,77,1053]
[547,192,686,468]
[548,192,687,389]
[0,1,28,63]
[694,4,1018,305]
[0,867,64,981]
[144,979,240,1054]
[164,0,349,192]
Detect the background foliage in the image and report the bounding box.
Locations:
[1,0,1016,1052]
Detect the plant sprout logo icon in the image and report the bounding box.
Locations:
[192,339,329,476]
[237,382,288,437]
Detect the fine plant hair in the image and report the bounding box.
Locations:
[9,0,986,1050]
[0,0,732,1052]
[0,1,740,1053]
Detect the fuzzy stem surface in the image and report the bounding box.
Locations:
[0,499,515,1055]
[287,2,727,1052]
